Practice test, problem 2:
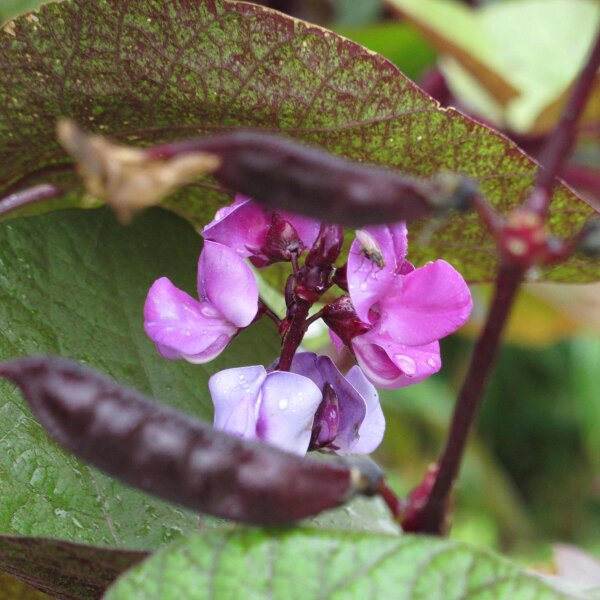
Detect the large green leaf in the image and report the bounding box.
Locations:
[388,0,600,134]
[0,206,279,549]
[104,529,573,599]
[0,0,598,282]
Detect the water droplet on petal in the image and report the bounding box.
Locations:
[359,282,368,291]
[394,354,417,376]
[427,357,437,368]
[278,398,289,410]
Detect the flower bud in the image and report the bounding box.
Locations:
[309,383,340,450]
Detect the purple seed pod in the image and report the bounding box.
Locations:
[0,356,383,525]
[149,132,475,226]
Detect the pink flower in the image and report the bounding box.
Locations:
[209,353,385,456]
[144,240,259,363]
[202,194,321,267]
[345,223,472,388]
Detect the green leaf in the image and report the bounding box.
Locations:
[104,529,573,599]
[0,0,598,282]
[0,207,279,548]
[388,0,600,134]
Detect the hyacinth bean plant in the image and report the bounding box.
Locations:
[0,0,599,598]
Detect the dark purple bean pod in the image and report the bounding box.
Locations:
[148,131,476,227]
[0,356,383,525]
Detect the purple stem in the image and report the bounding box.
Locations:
[0,184,63,217]
[277,299,311,372]
[413,26,600,535]
[410,265,523,533]
[528,29,600,217]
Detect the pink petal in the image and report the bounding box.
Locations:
[209,366,267,440]
[345,366,385,454]
[378,260,472,346]
[202,196,270,258]
[347,223,409,323]
[352,329,441,389]
[279,210,321,251]
[257,371,323,455]
[144,277,237,363]
[197,241,259,327]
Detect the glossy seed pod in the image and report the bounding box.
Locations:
[149,132,475,226]
[0,356,383,525]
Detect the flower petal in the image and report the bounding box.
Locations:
[209,365,267,440]
[345,366,385,454]
[202,196,270,258]
[256,371,322,455]
[197,240,259,327]
[378,260,472,346]
[353,329,441,389]
[279,210,321,251]
[347,223,409,323]
[144,277,237,363]
[289,353,366,453]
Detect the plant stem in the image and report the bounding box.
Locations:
[412,264,524,534]
[408,26,600,536]
[277,299,311,371]
[528,29,600,217]
[305,307,326,327]
[0,184,63,217]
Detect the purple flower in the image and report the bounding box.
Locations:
[346,223,472,388]
[144,240,259,363]
[202,195,321,267]
[209,353,385,456]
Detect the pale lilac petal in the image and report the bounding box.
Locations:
[289,353,366,453]
[353,329,441,389]
[279,210,321,250]
[209,366,267,440]
[378,260,472,346]
[202,196,270,258]
[197,241,259,327]
[257,371,322,455]
[179,334,233,364]
[345,366,385,454]
[144,277,237,363]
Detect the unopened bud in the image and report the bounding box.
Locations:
[322,296,370,348]
[261,213,305,263]
[309,383,340,450]
[305,224,344,268]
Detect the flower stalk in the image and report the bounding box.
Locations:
[407,27,600,535]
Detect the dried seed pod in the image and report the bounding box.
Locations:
[0,356,383,525]
[149,131,477,226]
